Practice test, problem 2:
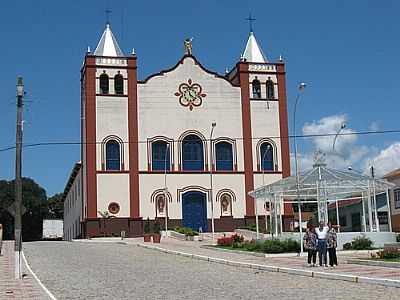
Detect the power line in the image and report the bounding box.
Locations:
[0,129,399,153]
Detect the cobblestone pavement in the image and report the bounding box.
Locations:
[0,241,49,299]
[128,237,400,281]
[24,241,399,300]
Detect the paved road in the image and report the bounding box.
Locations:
[24,241,399,300]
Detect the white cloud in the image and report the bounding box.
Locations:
[292,114,400,177]
[362,142,400,177]
[302,114,355,156]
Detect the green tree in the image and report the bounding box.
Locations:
[46,193,64,219]
[0,177,48,241]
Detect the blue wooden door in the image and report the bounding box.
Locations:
[182,191,207,232]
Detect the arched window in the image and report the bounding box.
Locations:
[114,74,124,95]
[215,142,233,171]
[252,78,261,98]
[182,135,204,171]
[106,140,120,170]
[260,142,274,171]
[152,141,170,171]
[266,79,274,99]
[100,73,109,94]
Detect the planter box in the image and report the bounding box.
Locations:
[143,234,152,243]
[153,234,161,243]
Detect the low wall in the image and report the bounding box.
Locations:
[279,232,397,250]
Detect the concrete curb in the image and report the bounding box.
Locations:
[347,258,400,269]
[200,245,306,258]
[137,243,400,288]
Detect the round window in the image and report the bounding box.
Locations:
[108,202,120,214]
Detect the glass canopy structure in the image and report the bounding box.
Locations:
[249,160,394,236]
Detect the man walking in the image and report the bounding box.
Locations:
[315,221,329,267]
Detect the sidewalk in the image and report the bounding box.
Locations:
[0,241,49,299]
[116,237,399,287]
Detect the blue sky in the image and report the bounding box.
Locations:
[1,0,400,196]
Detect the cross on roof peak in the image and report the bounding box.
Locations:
[105,8,112,25]
[245,13,256,33]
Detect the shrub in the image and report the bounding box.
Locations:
[217,234,244,247]
[350,236,373,250]
[232,234,245,248]
[153,221,161,234]
[396,234,400,243]
[174,227,199,236]
[144,217,151,234]
[217,236,234,246]
[242,240,263,252]
[343,236,374,250]
[343,242,352,250]
[285,239,301,253]
[262,239,284,253]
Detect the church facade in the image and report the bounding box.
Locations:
[63,23,292,239]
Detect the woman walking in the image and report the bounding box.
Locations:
[303,226,317,267]
[327,222,338,267]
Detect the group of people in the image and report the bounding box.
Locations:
[303,221,338,267]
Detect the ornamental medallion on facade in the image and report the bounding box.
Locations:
[174,78,207,111]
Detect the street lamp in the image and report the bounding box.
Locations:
[163,143,170,236]
[332,123,346,232]
[293,82,306,254]
[210,122,217,241]
[332,123,346,152]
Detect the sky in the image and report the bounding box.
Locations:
[1,0,400,196]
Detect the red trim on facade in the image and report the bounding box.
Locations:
[276,64,290,178]
[127,56,140,218]
[276,63,293,215]
[238,62,255,216]
[83,56,97,218]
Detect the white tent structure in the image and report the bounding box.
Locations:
[249,157,394,238]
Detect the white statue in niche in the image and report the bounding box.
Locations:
[220,194,232,217]
[156,195,166,217]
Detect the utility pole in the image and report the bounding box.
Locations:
[14,77,24,279]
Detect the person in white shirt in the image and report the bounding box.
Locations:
[315,221,329,266]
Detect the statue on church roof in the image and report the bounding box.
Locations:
[312,149,327,167]
[184,38,193,56]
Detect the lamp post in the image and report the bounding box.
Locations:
[210,122,216,241]
[332,123,346,153]
[332,123,346,232]
[370,166,380,232]
[293,82,306,254]
[163,143,170,236]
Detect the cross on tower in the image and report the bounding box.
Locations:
[245,13,256,32]
[105,8,112,24]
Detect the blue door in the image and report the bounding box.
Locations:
[182,191,207,232]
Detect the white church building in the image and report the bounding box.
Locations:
[63,22,292,239]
